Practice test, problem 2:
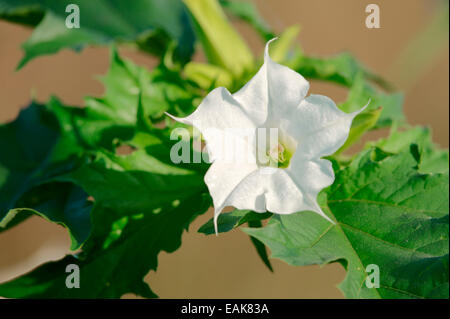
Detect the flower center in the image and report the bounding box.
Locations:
[267,142,292,168]
[257,128,296,169]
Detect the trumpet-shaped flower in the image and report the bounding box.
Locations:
[169,39,365,234]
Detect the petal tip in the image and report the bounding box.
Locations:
[352,98,371,116]
[165,111,192,125]
[213,213,219,236]
[264,37,279,61]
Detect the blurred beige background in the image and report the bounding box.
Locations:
[0,0,448,298]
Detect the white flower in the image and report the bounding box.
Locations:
[169,39,365,234]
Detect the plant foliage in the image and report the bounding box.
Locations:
[0,0,447,298]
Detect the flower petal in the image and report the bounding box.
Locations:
[167,87,257,160]
[213,166,333,234]
[287,158,334,201]
[167,86,256,130]
[205,160,259,232]
[264,39,310,116]
[285,94,365,159]
[233,38,310,126]
[232,62,268,126]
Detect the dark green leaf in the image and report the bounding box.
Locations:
[248,219,273,272]
[0,108,211,297]
[198,209,272,234]
[0,193,210,298]
[0,103,58,216]
[0,0,195,68]
[198,210,273,272]
[0,102,92,247]
[1,183,92,249]
[0,0,44,26]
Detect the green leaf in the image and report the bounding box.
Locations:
[0,121,211,297]
[59,148,206,214]
[0,38,212,297]
[198,210,273,272]
[0,102,92,247]
[183,62,233,90]
[0,0,195,68]
[0,193,210,298]
[369,126,449,174]
[198,209,272,234]
[0,103,58,216]
[184,0,254,77]
[339,73,404,127]
[1,183,92,250]
[45,47,197,151]
[419,150,449,174]
[0,44,200,255]
[244,147,449,298]
[89,47,197,121]
[291,52,393,91]
[219,0,275,41]
[247,219,273,272]
[337,107,382,154]
[291,53,366,87]
[0,0,44,26]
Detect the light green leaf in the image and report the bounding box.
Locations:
[419,150,449,174]
[290,52,394,92]
[90,47,197,121]
[291,53,365,87]
[337,107,382,154]
[339,73,404,127]
[244,147,449,299]
[184,0,254,77]
[184,62,233,90]
[369,126,449,174]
